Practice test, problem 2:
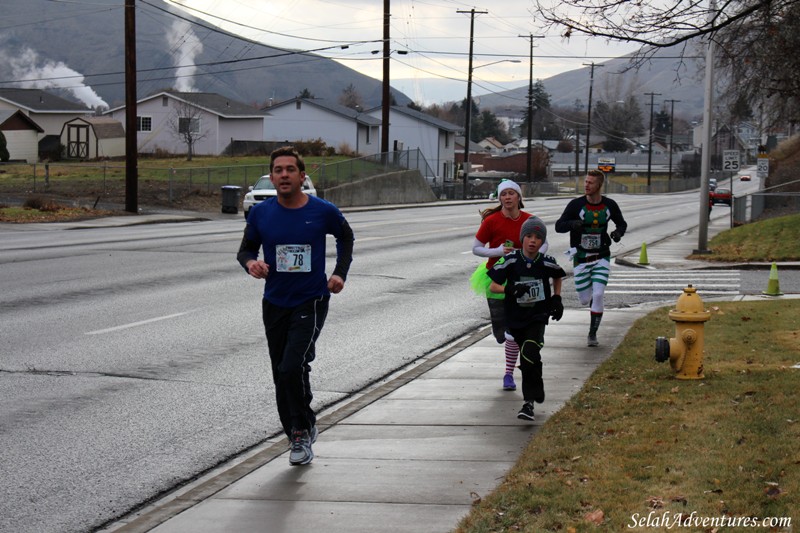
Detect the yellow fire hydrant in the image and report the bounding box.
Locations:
[655,285,711,379]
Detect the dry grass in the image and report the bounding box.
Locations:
[456,300,800,532]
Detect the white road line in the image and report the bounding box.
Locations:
[85,310,198,335]
[606,290,739,295]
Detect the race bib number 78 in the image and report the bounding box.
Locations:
[276,244,312,272]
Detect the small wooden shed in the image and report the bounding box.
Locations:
[61,116,125,159]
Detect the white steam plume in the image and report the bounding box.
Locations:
[5,47,108,109]
[166,19,203,92]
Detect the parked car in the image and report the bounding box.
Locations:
[708,178,718,191]
[710,187,732,206]
[740,174,751,181]
[242,174,317,218]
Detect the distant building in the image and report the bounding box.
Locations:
[106,91,266,156]
[60,116,125,159]
[0,109,44,162]
[264,98,381,156]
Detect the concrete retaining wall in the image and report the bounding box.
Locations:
[321,169,437,207]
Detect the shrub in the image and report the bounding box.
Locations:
[0,131,10,162]
[23,196,62,212]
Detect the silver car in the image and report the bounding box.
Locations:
[242,174,316,218]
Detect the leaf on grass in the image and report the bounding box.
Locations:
[764,483,784,498]
[647,496,664,509]
[584,509,604,524]
[470,491,482,505]
[671,386,680,393]
[740,315,752,321]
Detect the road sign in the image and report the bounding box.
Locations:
[722,150,740,172]
[757,155,769,178]
[597,157,616,173]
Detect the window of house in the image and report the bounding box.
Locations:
[178,117,200,134]
[365,126,371,144]
[162,96,169,107]
[137,116,152,132]
[444,132,449,148]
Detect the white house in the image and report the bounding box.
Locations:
[367,105,460,180]
[0,109,44,162]
[106,91,266,156]
[0,88,92,137]
[0,88,93,160]
[263,98,382,156]
[60,116,125,159]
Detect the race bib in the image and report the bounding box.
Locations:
[581,234,601,250]
[516,279,545,306]
[276,244,311,272]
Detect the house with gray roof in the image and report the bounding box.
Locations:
[106,91,266,156]
[0,109,44,162]
[263,98,382,156]
[367,105,460,180]
[0,88,92,137]
[60,116,125,159]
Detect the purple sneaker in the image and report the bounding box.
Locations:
[503,373,516,391]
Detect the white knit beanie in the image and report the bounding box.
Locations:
[496,180,522,198]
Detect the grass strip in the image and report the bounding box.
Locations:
[456,299,800,532]
[691,213,800,262]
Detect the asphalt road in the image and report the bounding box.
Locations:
[0,185,789,533]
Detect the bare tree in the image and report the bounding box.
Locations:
[168,100,210,161]
[339,84,364,110]
[533,0,800,127]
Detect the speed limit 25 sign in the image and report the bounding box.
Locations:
[722,150,740,172]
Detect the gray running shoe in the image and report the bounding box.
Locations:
[587,334,599,347]
[289,429,314,466]
[517,402,535,421]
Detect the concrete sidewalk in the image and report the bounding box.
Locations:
[103,307,648,533]
[100,214,800,533]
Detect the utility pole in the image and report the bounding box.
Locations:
[696,0,717,254]
[124,0,138,213]
[665,99,680,183]
[583,63,603,174]
[644,91,661,188]
[380,0,391,157]
[519,34,544,184]
[457,8,487,199]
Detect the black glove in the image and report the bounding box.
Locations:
[610,229,622,243]
[550,295,564,321]
[504,282,528,298]
[571,220,583,231]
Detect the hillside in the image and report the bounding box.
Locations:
[474,44,707,119]
[0,0,411,110]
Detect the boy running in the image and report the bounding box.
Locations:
[488,216,566,421]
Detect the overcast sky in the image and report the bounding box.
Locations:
[174,0,642,105]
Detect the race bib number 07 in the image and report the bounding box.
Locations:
[276,244,312,272]
[516,279,545,306]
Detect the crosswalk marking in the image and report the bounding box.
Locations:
[606,269,740,296]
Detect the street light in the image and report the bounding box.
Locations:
[461,58,521,198]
